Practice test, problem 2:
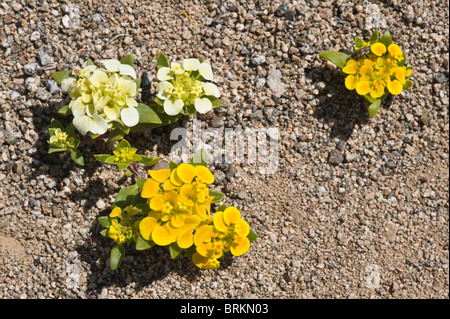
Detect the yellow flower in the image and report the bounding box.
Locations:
[213,207,250,256]
[356,80,371,96]
[345,75,357,90]
[387,79,403,95]
[388,43,403,61]
[342,59,358,74]
[371,42,386,56]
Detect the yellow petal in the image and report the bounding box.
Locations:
[176,163,196,184]
[213,211,228,232]
[345,75,357,90]
[150,194,165,211]
[141,179,160,198]
[196,242,213,257]
[388,43,403,61]
[139,217,158,241]
[183,214,201,230]
[371,42,386,56]
[230,236,250,256]
[236,219,250,237]
[149,169,170,183]
[170,168,183,186]
[394,67,405,84]
[195,166,214,184]
[223,207,241,225]
[356,81,371,96]
[152,224,175,246]
[177,229,194,249]
[179,184,196,202]
[194,225,213,246]
[170,214,186,228]
[163,179,179,191]
[342,59,358,74]
[192,252,220,269]
[164,190,179,208]
[109,207,121,218]
[387,80,403,95]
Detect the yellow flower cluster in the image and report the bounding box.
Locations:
[343,42,412,99]
[105,163,253,269]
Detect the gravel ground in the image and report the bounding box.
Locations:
[0,0,448,299]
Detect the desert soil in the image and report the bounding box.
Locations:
[0,0,448,299]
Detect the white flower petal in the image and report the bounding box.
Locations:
[202,82,220,98]
[71,97,86,117]
[90,114,109,135]
[199,62,214,81]
[104,105,121,121]
[194,98,212,114]
[121,106,139,127]
[101,59,121,72]
[157,67,173,81]
[119,64,137,79]
[126,97,138,107]
[171,62,184,74]
[73,115,92,136]
[183,58,200,71]
[61,77,76,92]
[163,99,184,116]
[156,81,173,100]
[90,70,108,88]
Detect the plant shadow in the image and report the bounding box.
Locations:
[307,65,395,142]
[75,210,235,298]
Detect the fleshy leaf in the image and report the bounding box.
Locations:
[368,99,381,117]
[369,30,379,44]
[70,150,84,166]
[52,71,72,85]
[319,51,351,69]
[114,184,139,208]
[379,30,392,47]
[247,229,259,243]
[94,154,112,163]
[110,244,125,270]
[58,105,72,115]
[138,156,160,167]
[120,54,134,67]
[191,148,208,166]
[209,190,225,204]
[403,80,413,90]
[135,235,155,251]
[157,52,170,69]
[98,216,112,228]
[136,103,162,124]
[169,243,183,259]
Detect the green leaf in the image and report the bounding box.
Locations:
[139,103,182,130]
[183,245,196,257]
[169,243,183,259]
[94,154,112,163]
[156,52,170,69]
[169,161,178,171]
[70,150,84,166]
[217,204,227,212]
[154,96,164,106]
[66,124,75,138]
[117,139,131,151]
[319,51,351,69]
[205,96,223,108]
[369,30,379,44]
[403,80,413,90]
[50,119,64,130]
[57,105,72,115]
[52,71,72,85]
[120,54,134,67]
[135,77,141,90]
[368,99,381,117]
[247,229,259,243]
[117,162,131,171]
[110,244,125,270]
[135,235,155,251]
[48,147,67,154]
[98,216,112,228]
[136,178,146,190]
[138,155,160,167]
[86,58,95,66]
[100,229,109,237]
[136,103,162,124]
[114,184,139,208]
[104,155,118,165]
[191,149,208,166]
[379,30,392,47]
[209,190,225,204]
[355,37,363,48]
[108,127,125,144]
